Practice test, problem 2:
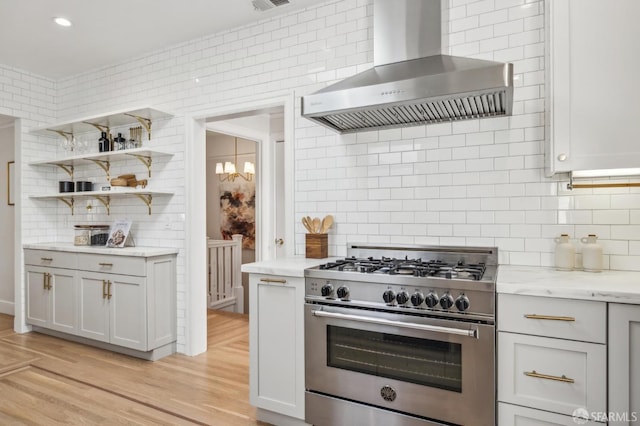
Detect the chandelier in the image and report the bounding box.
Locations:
[215,137,255,182]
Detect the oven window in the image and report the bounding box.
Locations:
[327,325,462,392]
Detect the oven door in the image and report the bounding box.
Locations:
[305,303,495,426]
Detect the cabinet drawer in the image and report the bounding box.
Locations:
[499,403,603,425]
[498,294,606,343]
[498,332,606,416]
[24,250,77,269]
[77,254,146,276]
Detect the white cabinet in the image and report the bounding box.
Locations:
[25,248,177,359]
[78,271,146,351]
[499,403,601,425]
[25,266,77,334]
[609,303,640,426]
[249,273,305,422]
[546,0,640,175]
[498,294,607,424]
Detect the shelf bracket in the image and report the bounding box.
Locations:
[82,121,111,136]
[59,197,74,215]
[128,154,153,177]
[124,113,152,140]
[55,164,74,179]
[89,159,111,181]
[48,130,74,143]
[93,195,111,215]
[134,193,153,215]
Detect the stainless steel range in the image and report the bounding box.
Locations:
[304,244,498,426]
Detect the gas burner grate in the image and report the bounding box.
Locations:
[318,257,486,281]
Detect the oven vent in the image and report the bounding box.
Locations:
[252,0,290,11]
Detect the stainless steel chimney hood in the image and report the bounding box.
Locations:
[301,0,514,134]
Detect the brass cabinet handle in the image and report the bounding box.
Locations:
[41,257,53,262]
[46,273,52,290]
[102,280,107,299]
[98,263,113,267]
[107,281,112,300]
[260,278,287,284]
[524,314,576,322]
[524,370,575,383]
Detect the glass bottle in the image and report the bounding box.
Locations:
[114,133,126,151]
[98,131,109,152]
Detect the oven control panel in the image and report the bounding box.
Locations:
[305,277,494,318]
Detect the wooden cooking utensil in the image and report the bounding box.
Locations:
[312,217,321,234]
[320,215,334,233]
[302,217,314,233]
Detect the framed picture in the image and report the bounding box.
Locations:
[7,161,14,206]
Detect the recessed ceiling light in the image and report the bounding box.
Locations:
[53,17,72,27]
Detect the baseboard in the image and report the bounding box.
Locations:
[0,300,14,316]
[31,326,176,361]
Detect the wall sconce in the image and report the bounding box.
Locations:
[216,137,255,182]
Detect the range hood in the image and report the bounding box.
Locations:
[301,0,514,134]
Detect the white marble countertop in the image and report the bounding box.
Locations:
[498,265,640,304]
[24,242,179,257]
[241,256,338,277]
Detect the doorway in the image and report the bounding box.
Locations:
[205,131,257,314]
[184,95,294,356]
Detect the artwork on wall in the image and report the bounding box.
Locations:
[219,180,256,249]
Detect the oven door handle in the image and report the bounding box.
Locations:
[311,309,478,338]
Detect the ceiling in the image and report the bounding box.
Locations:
[0,0,319,79]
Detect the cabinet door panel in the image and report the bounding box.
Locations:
[547,0,640,174]
[49,270,77,333]
[498,332,606,416]
[110,275,146,351]
[249,274,305,419]
[77,273,109,343]
[25,268,49,327]
[609,303,640,426]
[499,403,601,425]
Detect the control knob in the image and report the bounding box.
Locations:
[336,286,350,300]
[440,293,454,310]
[383,289,396,304]
[396,291,409,305]
[321,283,334,297]
[455,294,470,312]
[410,291,424,306]
[425,292,439,308]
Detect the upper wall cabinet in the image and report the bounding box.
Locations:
[546,0,640,176]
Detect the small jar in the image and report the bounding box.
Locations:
[581,234,603,272]
[73,225,91,246]
[554,234,575,271]
[90,225,111,246]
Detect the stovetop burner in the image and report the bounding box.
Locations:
[319,256,487,281]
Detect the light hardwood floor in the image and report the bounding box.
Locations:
[0,311,266,425]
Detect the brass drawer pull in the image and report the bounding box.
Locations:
[98,263,113,267]
[41,257,53,262]
[260,278,287,284]
[524,370,575,383]
[524,314,576,322]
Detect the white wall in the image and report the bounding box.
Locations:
[7,0,640,351]
[0,122,15,314]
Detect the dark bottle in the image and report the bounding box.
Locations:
[98,132,109,152]
[114,133,126,150]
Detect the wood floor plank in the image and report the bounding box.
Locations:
[0,311,267,425]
